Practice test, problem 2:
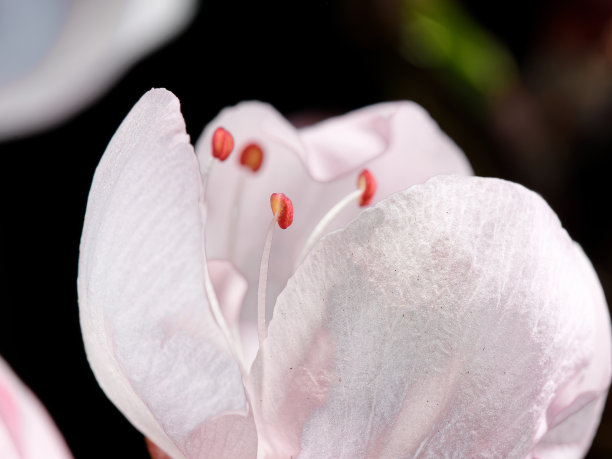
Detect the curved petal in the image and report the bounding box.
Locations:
[531,241,612,457]
[249,175,611,457]
[147,411,258,459]
[78,88,248,458]
[208,260,248,327]
[196,101,471,328]
[208,260,259,369]
[0,357,72,458]
[297,102,472,182]
[0,0,197,140]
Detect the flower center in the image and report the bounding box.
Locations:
[202,127,377,359]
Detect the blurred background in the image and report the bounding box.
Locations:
[1,0,611,456]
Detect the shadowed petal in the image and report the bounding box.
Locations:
[0,0,196,140]
[250,175,610,457]
[297,101,472,182]
[196,101,471,329]
[0,357,72,458]
[78,88,248,458]
[208,260,248,327]
[147,411,258,459]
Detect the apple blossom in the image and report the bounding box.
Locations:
[0,0,196,140]
[78,88,610,458]
[0,356,72,458]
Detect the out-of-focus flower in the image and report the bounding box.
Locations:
[78,89,610,458]
[0,356,71,458]
[0,0,197,141]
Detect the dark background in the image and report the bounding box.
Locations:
[1,0,611,457]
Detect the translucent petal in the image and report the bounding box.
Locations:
[196,101,471,330]
[78,89,248,458]
[297,101,472,182]
[147,411,258,459]
[249,175,610,457]
[181,412,257,458]
[0,357,72,458]
[208,260,248,327]
[0,0,196,140]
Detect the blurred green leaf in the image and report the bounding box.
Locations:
[401,0,518,106]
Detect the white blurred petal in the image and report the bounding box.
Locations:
[0,0,197,140]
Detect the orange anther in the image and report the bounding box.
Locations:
[357,169,377,206]
[212,127,234,161]
[270,193,293,229]
[240,143,264,172]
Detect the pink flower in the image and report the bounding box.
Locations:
[78,89,610,458]
[0,356,72,458]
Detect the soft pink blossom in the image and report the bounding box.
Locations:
[0,356,72,458]
[78,88,611,458]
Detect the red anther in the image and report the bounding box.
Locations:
[270,193,293,229]
[212,127,234,161]
[239,143,264,172]
[358,169,377,206]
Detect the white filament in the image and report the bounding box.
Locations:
[227,172,247,262]
[258,216,277,347]
[199,161,246,376]
[296,188,362,268]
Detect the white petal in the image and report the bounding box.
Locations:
[0,357,72,458]
[78,88,248,458]
[297,101,472,182]
[147,411,259,459]
[182,412,257,458]
[249,175,610,457]
[197,101,471,331]
[0,0,196,139]
[208,259,248,327]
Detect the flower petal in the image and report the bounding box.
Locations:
[146,411,258,459]
[196,102,471,329]
[0,0,196,139]
[249,175,611,457]
[297,101,472,182]
[78,88,249,458]
[0,357,72,458]
[208,260,248,327]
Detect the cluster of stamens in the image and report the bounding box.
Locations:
[202,127,377,366]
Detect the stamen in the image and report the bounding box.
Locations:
[239,143,264,172]
[200,204,245,375]
[227,143,265,260]
[201,127,235,199]
[212,127,234,161]
[296,169,377,267]
[198,126,245,374]
[258,193,293,346]
[358,169,377,206]
[270,192,294,229]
